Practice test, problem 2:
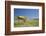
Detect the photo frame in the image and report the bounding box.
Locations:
[5,1,45,35]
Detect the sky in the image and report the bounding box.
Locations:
[14,8,39,19]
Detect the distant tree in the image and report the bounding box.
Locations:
[17,16,26,22]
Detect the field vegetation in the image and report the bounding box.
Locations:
[14,16,39,27]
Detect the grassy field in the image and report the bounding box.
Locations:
[14,19,39,27]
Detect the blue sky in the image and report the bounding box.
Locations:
[14,8,39,19]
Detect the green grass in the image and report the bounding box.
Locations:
[14,19,39,27]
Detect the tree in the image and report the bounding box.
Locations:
[17,16,26,23]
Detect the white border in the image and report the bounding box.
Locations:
[11,5,42,31]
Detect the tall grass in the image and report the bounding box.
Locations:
[14,19,39,27]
